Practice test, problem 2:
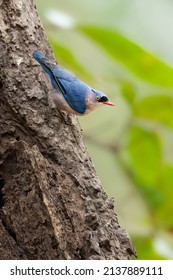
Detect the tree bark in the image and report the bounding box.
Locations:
[0,0,135,259]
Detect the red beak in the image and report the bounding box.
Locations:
[103,101,115,106]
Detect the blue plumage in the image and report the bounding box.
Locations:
[33,50,115,115]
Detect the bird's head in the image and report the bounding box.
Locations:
[91,89,115,107]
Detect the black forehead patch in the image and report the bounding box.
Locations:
[99,95,108,102]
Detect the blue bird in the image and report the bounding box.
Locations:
[33,50,115,115]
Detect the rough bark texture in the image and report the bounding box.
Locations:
[0,0,135,259]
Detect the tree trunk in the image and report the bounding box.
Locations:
[0,0,135,259]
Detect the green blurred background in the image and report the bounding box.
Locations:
[35,0,173,259]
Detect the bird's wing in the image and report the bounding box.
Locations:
[52,68,87,114]
[58,79,87,114]
[52,67,77,94]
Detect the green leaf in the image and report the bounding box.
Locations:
[127,126,161,187]
[133,95,173,128]
[132,236,165,260]
[121,81,137,104]
[79,26,173,87]
[155,164,173,228]
[127,127,173,228]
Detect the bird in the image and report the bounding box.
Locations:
[33,50,115,116]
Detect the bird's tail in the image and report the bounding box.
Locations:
[33,50,45,62]
[33,50,55,79]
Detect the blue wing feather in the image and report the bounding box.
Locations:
[59,79,88,114]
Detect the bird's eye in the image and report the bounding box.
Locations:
[96,95,100,101]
